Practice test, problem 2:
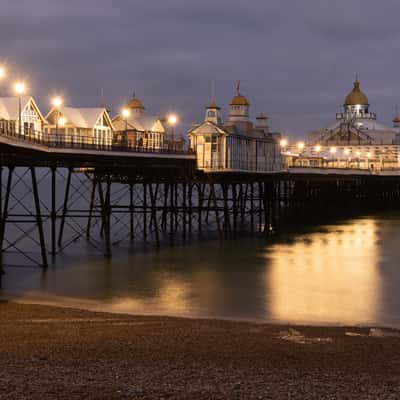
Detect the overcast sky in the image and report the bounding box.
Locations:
[1,0,400,137]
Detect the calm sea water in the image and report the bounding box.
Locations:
[2,213,400,327]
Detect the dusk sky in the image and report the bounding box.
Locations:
[2,0,400,137]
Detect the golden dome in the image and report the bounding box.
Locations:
[126,97,145,110]
[393,115,400,123]
[230,94,250,106]
[344,79,369,106]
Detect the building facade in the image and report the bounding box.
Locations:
[188,90,283,172]
[112,95,166,150]
[0,96,45,138]
[45,106,114,147]
[286,78,400,170]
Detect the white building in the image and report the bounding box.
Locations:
[286,77,400,169]
[0,96,45,137]
[188,90,283,172]
[112,95,166,150]
[45,106,114,147]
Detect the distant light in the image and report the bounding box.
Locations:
[280,139,288,147]
[122,108,131,118]
[367,152,372,158]
[59,117,66,126]
[330,147,337,154]
[344,148,350,155]
[52,97,62,108]
[0,66,5,79]
[297,141,305,150]
[356,151,361,157]
[168,114,178,125]
[315,145,321,152]
[14,82,26,95]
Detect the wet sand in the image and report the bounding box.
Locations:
[1,301,400,399]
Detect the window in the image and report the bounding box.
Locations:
[208,111,216,118]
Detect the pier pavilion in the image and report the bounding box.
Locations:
[188,89,284,172]
[285,77,400,169]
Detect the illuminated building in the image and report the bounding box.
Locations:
[188,86,284,171]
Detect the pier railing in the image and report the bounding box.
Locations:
[0,122,194,156]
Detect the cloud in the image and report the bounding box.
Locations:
[1,0,400,136]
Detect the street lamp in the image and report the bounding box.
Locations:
[167,114,178,150]
[52,97,63,144]
[280,138,288,148]
[14,82,26,136]
[122,108,130,131]
[0,66,5,80]
[297,141,305,151]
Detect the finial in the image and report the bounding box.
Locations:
[132,91,136,99]
[355,72,358,82]
[396,104,399,116]
[100,88,105,108]
[236,80,241,95]
[211,80,216,103]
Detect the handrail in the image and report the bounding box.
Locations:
[0,123,195,156]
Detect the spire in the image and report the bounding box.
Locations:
[236,80,241,95]
[207,80,220,109]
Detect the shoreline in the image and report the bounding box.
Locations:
[4,292,397,330]
[1,301,400,399]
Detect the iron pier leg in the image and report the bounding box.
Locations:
[0,167,13,285]
[86,178,97,239]
[51,167,57,256]
[149,184,160,246]
[58,168,72,247]
[104,177,111,257]
[31,167,48,269]
[143,183,147,242]
[129,183,134,241]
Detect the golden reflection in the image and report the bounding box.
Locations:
[266,219,380,325]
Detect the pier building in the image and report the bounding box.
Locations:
[0,96,45,136]
[188,89,283,172]
[112,94,166,150]
[45,106,114,147]
[285,77,400,169]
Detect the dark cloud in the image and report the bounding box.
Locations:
[1,0,400,137]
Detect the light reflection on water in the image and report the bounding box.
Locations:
[3,215,400,327]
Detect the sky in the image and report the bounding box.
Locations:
[1,0,400,137]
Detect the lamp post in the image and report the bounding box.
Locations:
[167,114,178,150]
[14,82,26,137]
[122,108,130,147]
[52,97,63,145]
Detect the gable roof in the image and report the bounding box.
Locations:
[0,96,45,122]
[188,121,228,135]
[112,114,165,132]
[46,106,113,129]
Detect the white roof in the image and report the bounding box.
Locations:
[188,121,227,135]
[127,116,162,131]
[47,107,109,128]
[0,96,35,120]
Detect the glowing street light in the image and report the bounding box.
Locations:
[167,114,178,125]
[297,141,305,151]
[330,147,337,154]
[280,139,288,147]
[14,82,26,135]
[315,145,321,152]
[0,66,5,80]
[344,148,350,156]
[52,96,62,108]
[121,108,131,133]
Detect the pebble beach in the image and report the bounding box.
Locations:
[1,301,400,399]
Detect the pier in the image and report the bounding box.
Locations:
[1,125,400,285]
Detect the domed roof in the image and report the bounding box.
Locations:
[344,79,369,106]
[230,94,250,106]
[393,115,400,123]
[126,96,145,110]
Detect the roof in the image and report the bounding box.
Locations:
[230,94,250,106]
[188,121,227,136]
[127,116,163,131]
[206,98,220,109]
[0,96,38,120]
[126,97,145,110]
[256,112,268,119]
[344,79,369,106]
[46,107,110,128]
